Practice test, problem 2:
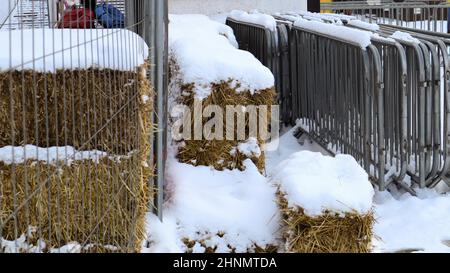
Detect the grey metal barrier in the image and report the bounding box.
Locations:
[321,0,450,33]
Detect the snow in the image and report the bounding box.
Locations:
[390,31,421,44]
[0,145,110,165]
[235,137,261,158]
[228,10,277,31]
[272,151,374,216]
[1,236,119,253]
[0,29,149,72]
[294,18,372,49]
[169,14,274,100]
[374,191,450,253]
[347,19,380,32]
[143,151,279,253]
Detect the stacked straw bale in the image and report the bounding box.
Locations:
[278,192,374,253]
[0,65,153,253]
[0,69,144,153]
[171,66,276,173]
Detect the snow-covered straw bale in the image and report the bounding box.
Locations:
[347,19,380,32]
[274,151,375,253]
[274,151,374,216]
[0,57,150,153]
[169,14,276,172]
[144,156,279,253]
[0,29,153,252]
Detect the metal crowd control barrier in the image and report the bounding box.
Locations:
[225,17,292,124]
[227,14,450,192]
[376,24,450,188]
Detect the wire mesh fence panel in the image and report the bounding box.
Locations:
[0,0,155,253]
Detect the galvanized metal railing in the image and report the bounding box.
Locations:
[227,11,450,192]
[225,17,292,124]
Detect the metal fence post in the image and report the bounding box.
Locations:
[148,0,168,221]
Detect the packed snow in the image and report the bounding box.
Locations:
[266,126,450,252]
[374,190,450,253]
[228,10,277,31]
[169,14,274,100]
[272,151,375,216]
[294,18,372,49]
[291,11,350,25]
[347,19,380,32]
[235,137,262,158]
[0,145,111,165]
[0,29,149,72]
[390,31,421,44]
[143,151,279,253]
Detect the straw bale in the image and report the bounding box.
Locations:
[278,191,374,253]
[0,67,147,154]
[0,65,154,252]
[175,80,276,173]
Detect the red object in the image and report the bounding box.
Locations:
[57,7,96,29]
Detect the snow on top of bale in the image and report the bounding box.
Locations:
[228,10,277,31]
[294,18,372,49]
[145,156,279,253]
[273,151,374,217]
[169,14,274,100]
[390,31,420,44]
[347,19,380,32]
[0,29,149,72]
